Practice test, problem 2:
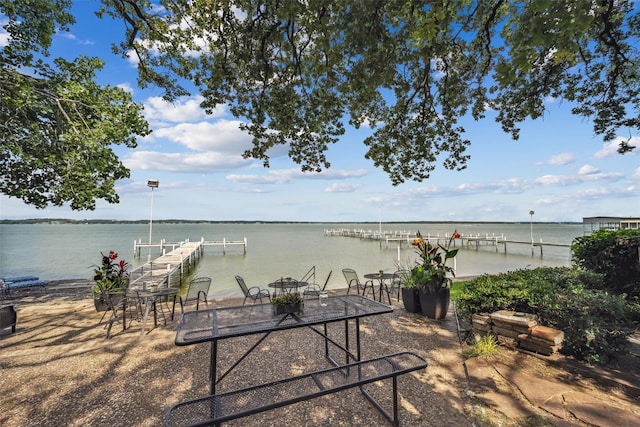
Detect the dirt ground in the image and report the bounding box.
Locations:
[1,283,638,426]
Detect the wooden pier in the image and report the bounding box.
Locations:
[128,240,205,289]
[129,236,247,289]
[324,228,570,257]
[133,237,247,258]
[461,235,570,256]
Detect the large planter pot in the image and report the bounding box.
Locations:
[273,302,303,316]
[419,287,450,320]
[93,290,125,312]
[401,288,422,313]
[94,297,110,312]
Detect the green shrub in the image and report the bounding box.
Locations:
[537,284,638,363]
[453,267,640,364]
[571,228,640,299]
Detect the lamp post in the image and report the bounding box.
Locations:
[147,179,159,262]
[529,210,535,255]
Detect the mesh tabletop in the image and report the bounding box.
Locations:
[175,295,392,345]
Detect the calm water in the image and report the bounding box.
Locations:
[0,222,582,297]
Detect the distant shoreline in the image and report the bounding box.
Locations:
[0,219,582,225]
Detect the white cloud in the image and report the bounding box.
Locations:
[536,198,555,206]
[569,188,616,200]
[124,150,250,172]
[0,20,9,46]
[325,183,362,193]
[58,32,94,45]
[632,167,640,180]
[151,120,253,152]
[225,173,291,185]
[117,82,134,93]
[302,169,369,180]
[594,136,640,159]
[535,172,623,186]
[577,172,624,182]
[536,152,575,166]
[125,49,140,66]
[59,32,77,41]
[226,168,369,185]
[578,164,599,175]
[456,178,528,194]
[144,96,226,123]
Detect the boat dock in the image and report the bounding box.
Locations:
[129,236,247,289]
[133,237,247,258]
[324,228,570,257]
[128,240,204,289]
[462,235,570,256]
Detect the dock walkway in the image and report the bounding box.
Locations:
[128,240,204,289]
[129,236,248,289]
[133,237,247,258]
[324,228,570,257]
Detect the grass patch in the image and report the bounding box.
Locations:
[463,333,498,359]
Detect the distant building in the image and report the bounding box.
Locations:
[582,216,640,234]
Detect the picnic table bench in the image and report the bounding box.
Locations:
[165,351,427,427]
[168,296,428,426]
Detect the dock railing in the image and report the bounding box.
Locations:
[324,228,570,257]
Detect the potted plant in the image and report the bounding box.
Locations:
[271,292,304,315]
[92,250,129,311]
[397,268,421,313]
[410,231,460,319]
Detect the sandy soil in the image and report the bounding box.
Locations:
[0,285,472,427]
[1,283,638,427]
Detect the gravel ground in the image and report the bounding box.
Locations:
[0,285,473,427]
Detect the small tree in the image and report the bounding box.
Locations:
[572,229,640,299]
[1,0,150,210]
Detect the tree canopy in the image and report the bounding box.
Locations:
[1,0,150,210]
[102,0,639,185]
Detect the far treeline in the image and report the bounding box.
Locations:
[0,219,582,225]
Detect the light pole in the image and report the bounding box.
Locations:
[147,179,159,262]
[529,210,535,255]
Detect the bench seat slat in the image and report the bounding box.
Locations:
[166,352,426,427]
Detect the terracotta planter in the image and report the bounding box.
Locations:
[419,287,450,320]
[401,288,422,313]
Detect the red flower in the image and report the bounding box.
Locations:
[453,232,461,239]
[109,250,118,260]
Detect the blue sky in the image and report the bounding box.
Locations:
[1,2,638,223]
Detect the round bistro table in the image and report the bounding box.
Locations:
[267,279,308,297]
[364,272,396,303]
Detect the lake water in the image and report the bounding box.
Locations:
[0,222,583,297]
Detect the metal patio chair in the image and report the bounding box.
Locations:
[341,268,375,299]
[235,275,271,305]
[303,270,332,299]
[389,270,410,302]
[178,277,211,314]
[299,266,316,284]
[95,282,127,339]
